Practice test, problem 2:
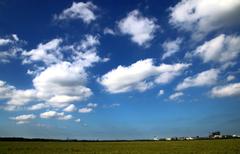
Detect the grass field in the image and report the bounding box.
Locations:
[0,139,240,154]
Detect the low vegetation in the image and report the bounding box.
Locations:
[0,139,240,154]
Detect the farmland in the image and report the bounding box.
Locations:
[0,139,240,154]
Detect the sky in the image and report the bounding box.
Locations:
[0,0,240,140]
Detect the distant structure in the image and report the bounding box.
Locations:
[232,134,240,138]
[153,136,158,141]
[165,137,171,141]
[209,131,222,139]
[185,137,193,140]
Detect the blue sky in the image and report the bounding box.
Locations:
[0,0,240,140]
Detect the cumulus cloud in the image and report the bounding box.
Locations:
[0,34,19,46]
[0,80,37,110]
[188,34,240,63]
[22,38,63,65]
[0,80,50,111]
[6,89,37,106]
[63,104,77,112]
[40,111,72,120]
[169,0,240,39]
[10,114,36,124]
[0,80,15,99]
[118,10,158,46]
[176,69,219,90]
[211,83,240,97]
[169,92,184,100]
[22,35,100,67]
[162,38,182,60]
[0,38,12,46]
[55,1,97,24]
[227,75,235,82]
[99,59,190,93]
[33,61,92,108]
[79,107,92,113]
[27,35,102,108]
[28,103,49,111]
[27,66,45,76]
[1,35,106,112]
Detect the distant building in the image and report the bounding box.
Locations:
[165,138,171,141]
[209,131,222,139]
[178,137,185,141]
[186,137,193,140]
[153,136,158,141]
[232,134,240,138]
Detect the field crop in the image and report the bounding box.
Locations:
[0,139,240,154]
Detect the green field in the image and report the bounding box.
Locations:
[0,139,240,154]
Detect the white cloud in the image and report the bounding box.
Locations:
[99,59,190,93]
[169,92,184,100]
[169,0,240,39]
[102,57,110,62]
[40,111,72,120]
[0,38,12,46]
[220,62,237,71]
[0,80,15,99]
[63,104,77,112]
[118,10,158,46]
[79,107,92,113]
[0,52,14,63]
[0,80,76,111]
[28,103,49,111]
[58,114,73,120]
[158,89,164,96]
[189,34,240,63]
[87,103,97,108]
[0,80,37,109]
[7,89,37,106]
[103,27,116,35]
[10,114,36,124]
[29,35,102,108]
[55,1,97,24]
[227,75,235,82]
[0,34,18,46]
[48,95,85,108]
[22,38,63,65]
[40,111,56,119]
[211,83,240,97]
[12,34,19,41]
[154,64,191,84]
[162,38,182,60]
[27,65,44,75]
[33,61,92,108]
[135,81,154,92]
[0,34,23,63]
[79,35,100,51]
[176,69,219,90]
[75,118,81,123]
[1,35,105,112]
[22,35,100,67]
